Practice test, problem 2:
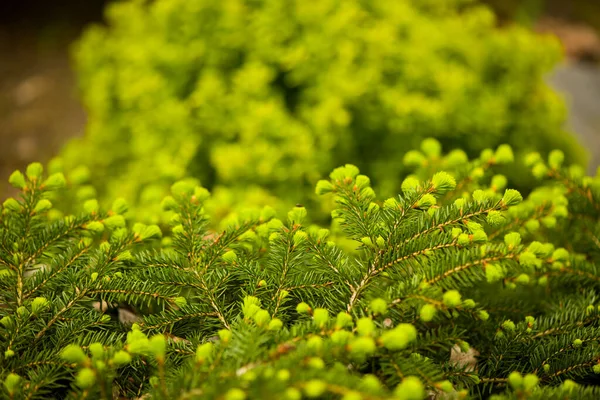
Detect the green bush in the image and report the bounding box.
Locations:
[64,0,586,221]
[2,147,600,399]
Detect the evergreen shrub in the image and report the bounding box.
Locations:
[2,145,600,399]
[64,0,586,221]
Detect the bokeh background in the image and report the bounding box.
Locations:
[1,0,599,207]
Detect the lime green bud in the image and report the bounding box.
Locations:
[525,152,542,167]
[532,163,548,179]
[472,189,489,203]
[221,250,238,262]
[401,176,420,193]
[508,371,523,389]
[61,344,87,364]
[443,290,462,307]
[541,216,557,228]
[307,336,323,351]
[370,298,387,315]
[462,299,476,309]
[253,309,271,327]
[193,187,210,203]
[31,297,49,314]
[375,236,386,248]
[307,357,325,369]
[445,149,468,166]
[315,180,334,195]
[403,150,426,166]
[84,221,104,234]
[0,316,14,329]
[543,364,550,373]
[573,339,583,348]
[285,388,302,400]
[304,380,327,398]
[43,173,66,190]
[383,198,399,209]
[103,215,125,229]
[171,180,195,199]
[349,337,376,357]
[502,320,516,332]
[8,170,26,189]
[478,310,489,321]
[593,364,600,374]
[420,304,437,322]
[491,175,507,191]
[3,198,21,212]
[268,318,283,331]
[361,237,374,247]
[116,250,133,261]
[288,206,307,225]
[225,389,246,400]
[4,349,15,358]
[26,162,43,180]
[380,324,417,351]
[516,274,530,285]
[457,233,471,246]
[90,272,99,282]
[523,374,539,390]
[69,166,90,184]
[195,342,214,363]
[89,343,104,359]
[421,138,441,157]
[75,368,96,389]
[437,380,454,393]
[431,172,456,193]
[100,314,111,323]
[293,231,308,246]
[470,167,485,180]
[356,317,375,336]
[3,373,21,395]
[335,312,353,328]
[331,330,352,345]
[361,375,382,392]
[486,210,505,227]
[548,150,564,169]
[296,302,311,314]
[149,335,166,359]
[481,148,494,162]
[552,248,569,262]
[33,199,52,213]
[277,369,291,381]
[394,376,425,400]
[504,232,521,249]
[161,196,178,211]
[417,194,436,209]
[501,189,522,207]
[218,329,232,344]
[341,392,362,400]
[313,308,329,328]
[494,145,514,164]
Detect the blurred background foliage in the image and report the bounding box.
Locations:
[1,0,599,224]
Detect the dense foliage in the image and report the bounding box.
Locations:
[2,143,600,399]
[64,0,586,221]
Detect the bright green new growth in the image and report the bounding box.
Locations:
[1,147,600,399]
[63,0,585,222]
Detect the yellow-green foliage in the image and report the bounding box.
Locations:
[65,0,585,220]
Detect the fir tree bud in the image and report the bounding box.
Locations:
[3,373,21,395]
[111,198,128,214]
[315,180,334,195]
[43,172,66,190]
[480,148,494,162]
[288,206,307,225]
[342,392,362,400]
[375,236,385,249]
[100,314,111,323]
[421,138,441,157]
[532,163,548,179]
[89,343,104,359]
[69,166,90,184]
[416,194,436,209]
[516,274,530,285]
[225,388,246,400]
[394,376,425,400]
[104,215,125,229]
[196,342,214,363]
[420,304,437,322]
[253,309,271,327]
[304,380,327,398]
[296,302,312,314]
[473,189,490,203]
[361,237,373,248]
[501,189,522,207]
[494,145,514,164]
[491,174,507,191]
[84,221,104,234]
[552,248,569,262]
[31,297,49,314]
[149,335,166,360]
[355,175,371,189]
[76,185,96,200]
[486,210,505,227]
[383,198,399,210]
[268,218,284,230]
[134,223,162,240]
[431,172,456,193]
[445,149,468,166]
[504,232,521,249]
[277,369,290,381]
[478,310,490,321]
[193,187,210,203]
[75,368,96,389]
[462,299,476,309]
[519,252,541,270]
[313,308,329,328]
[26,162,43,180]
[470,167,485,180]
[401,176,420,193]
[17,306,28,317]
[218,329,232,344]
[543,364,550,373]
[349,337,376,358]
[502,320,516,332]
[268,318,283,331]
[524,152,541,167]
[361,375,382,391]
[523,374,539,390]
[508,371,523,389]
[443,290,462,307]
[370,298,387,315]
[359,187,376,201]
[8,170,26,189]
[5,349,15,358]
[380,324,417,351]
[3,198,21,212]
[307,336,323,352]
[548,150,564,169]
[331,330,352,345]
[116,250,133,261]
[33,199,52,213]
[90,272,99,282]
[403,150,426,166]
[562,380,578,393]
[260,205,276,221]
[593,364,600,374]
[356,317,375,336]
[307,357,325,369]
[222,250,238,262]
[457,233,470,246]
[61,344,87,364]
[437,380,454,393]
[161,196,178,211]
[285,388,302,400]
[541,216,556,228]
[573,339,583,348]
[335,312,353,328]
[0,316,14,329]
[171,180,195,199]
[293,231,308,246]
